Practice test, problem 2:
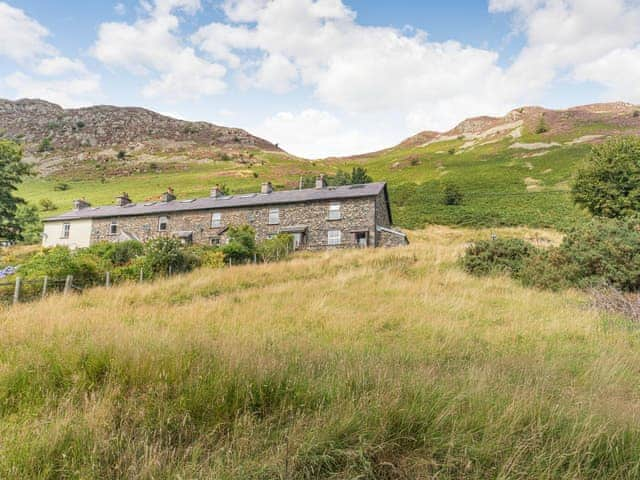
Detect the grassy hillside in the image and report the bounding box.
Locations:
[2,227,640,478]
[16,102,640,231]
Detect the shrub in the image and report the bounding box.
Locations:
[19,247,106,286]
[37,137,53,153]
[201,249,225,268]
[633,110,640,118]
[112,256,151,282]
[447,148,456,155]
[39,198,57,212]
[117,150,126,160]
[85,241,144,267]
[535,116,549,134]
[572,136,640,218]
[53,183,70,191]
[462,238,537,278]
[442,183,463,206]
[222,226,256,263]
[144,238,200,275]
[258,234,293,262]
[76,120,85,129]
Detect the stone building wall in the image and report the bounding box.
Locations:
[90,195,381,249]
[374,190,392,245]
[378,229,409,248]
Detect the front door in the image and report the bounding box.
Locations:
[292,232,304,249]
[355,232,368,248]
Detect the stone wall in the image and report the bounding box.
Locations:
[90,195,382,249]
[378,229,409,248]
[374,189,392,245]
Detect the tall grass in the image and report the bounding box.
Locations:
[1,226,639,479]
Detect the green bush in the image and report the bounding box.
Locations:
[442,183,463,206]
[258,234,293,262]
[572,137,640,218]
[144,238,200,275]
[85,241,144,267]
[461,238,537,278]
[19,247,106,286]
[112,257,151,282]
[222,226,256,263]
[38,198,57,212]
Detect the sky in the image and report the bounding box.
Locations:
[1,0,639,158]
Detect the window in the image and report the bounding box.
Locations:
[109,219,118,235]
[328,203,341,220]
[210,237,220,246]
[61,223,70,239]
[327,230,341,246]
[211,212,222,228]
[158,216,168,232]
[268,208,280,225]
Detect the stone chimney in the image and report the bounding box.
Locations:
[73,198,91,210]
[315,175,327,189]
[115,192,132,207]
[210,185,223,198]
[261,182,273,194]
[161,187,176,203]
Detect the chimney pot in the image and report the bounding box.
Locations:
[315,175,327,189]
[210,185,223,198]
[115,192,131,207]
[161,188,176,203]
[73,198,91,210]
[261,182,273,194]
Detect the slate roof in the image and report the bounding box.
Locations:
[44,182,390,222]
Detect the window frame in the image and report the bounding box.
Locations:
[268,208,280,225]
[109,219,118,235]
[211,212,222,228]
[158,216,169,232]
[327,229,342,246]
[61,223,70,239]
[328,202,342,220]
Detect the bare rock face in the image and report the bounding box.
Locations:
[399,102,640,149]
[0,98,281,175]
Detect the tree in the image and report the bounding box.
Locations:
[222,225,256,263]
[442,183,464,206]
[39,198,57,211]
[0,141,31,242]
[535,115,549,134]
[14,204,42,244]
[572,136,640,218]
[350,166,373,184]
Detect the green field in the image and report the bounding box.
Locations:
[18,136,591,230]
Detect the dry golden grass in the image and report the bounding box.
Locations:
[1,226,639,479]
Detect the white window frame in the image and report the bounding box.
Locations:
[211,212,222,228]
[109,219,118,235]
[61,223,70,239]
[158,216,169,232]
[268,208,280,225]
[328,203,341,220]
[327,230,341,246]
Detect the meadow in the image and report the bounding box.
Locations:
[2,226,640,479]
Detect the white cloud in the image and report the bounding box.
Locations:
[255,109,399,158]
[3,71,101,107]
[493,0,640,102]
[193,0,527,135]
[93,0,226,99]
[114,3,126,15]
[0,1,56,61]
[0,2,102,106]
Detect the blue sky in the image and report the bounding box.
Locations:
[1,0,639,158]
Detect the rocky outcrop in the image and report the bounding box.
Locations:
[0,98,281,175]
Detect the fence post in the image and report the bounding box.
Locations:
[139,268,144,283]
[13,277,21,305]
[41,276,48,299]
[169,265,173,276]
[64,275,73,296]
[253,252,257,264]
[105,272,111,288]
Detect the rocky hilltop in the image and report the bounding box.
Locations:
[399,102,640,150]
[0,98,282,176]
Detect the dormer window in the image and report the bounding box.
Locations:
[158,216,169,232]
[328,203,341,220]
[109,219,118,235]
